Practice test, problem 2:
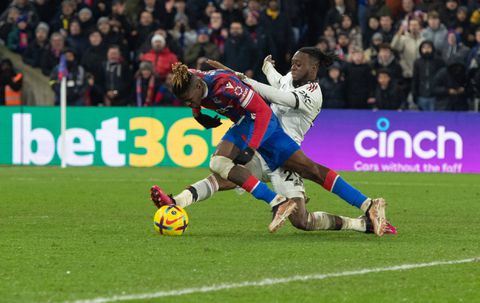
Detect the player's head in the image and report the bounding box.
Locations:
[171,62,204,108]
[291,47,336,83]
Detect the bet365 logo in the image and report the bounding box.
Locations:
[354,117,463,160]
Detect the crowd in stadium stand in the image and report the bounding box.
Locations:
[1,0,480,111]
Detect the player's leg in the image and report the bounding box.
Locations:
[283,149,387,236]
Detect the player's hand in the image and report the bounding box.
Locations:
[206,59,225,70]
[262,55,275,73]
[233,147,255,165]
[194,113,222,129]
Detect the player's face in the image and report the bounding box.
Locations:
[290,52,311,82]
[181,78,204,108]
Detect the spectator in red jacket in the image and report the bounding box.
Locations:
[140,34,178,82]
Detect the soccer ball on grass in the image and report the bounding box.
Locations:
[153,205,189,236]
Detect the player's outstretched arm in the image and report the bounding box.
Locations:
[262,55,282,88]
[243,77,303,110]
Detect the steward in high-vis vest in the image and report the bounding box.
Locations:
[0,59,23,106]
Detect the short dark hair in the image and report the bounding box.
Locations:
[298,47,337,68]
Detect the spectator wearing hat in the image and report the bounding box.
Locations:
[0,0,39,28]
[440,0,459,29]
[422,11,448,57]
[7,15,31,54]
[50,0,77,33]
[140,34,178,82]
[23,22,49,67]
[78,7,95,33]
[433,55,468,111]
[135,61,161,107]
[371,43,402,82]
[369,69,404,110]
[223,21,257,79]
[99,45,132,106]
[41,32,65,75]
[345,48,375,109]
[364,32,383,63]
[184,27,220,67]
[0,59,23,106]
[377,14,395,44]
[320,62,346,109]
[49,48,88,106]
[413,40,444,111]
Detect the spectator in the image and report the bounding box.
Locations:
[364,32,383,63]
[322,25,337,50]
[442,31,470,64]
[412,40,444,111]
[208,11,228,54]
[397,0,416,23]
[344,48,374,109]
[33,0,56,24]
[319,62,346,108]
[0,0,39,28]
[41,32,65,75]
[467,28,480,72]
[7,15,31,54]
[258,0,293,73]
[378,14,395,43]
[391,18,424,80]
[81,30,107,105]
[0,59,23,106]
[100,45,132,106]
[66,20,89,54]
[97,17,126,54]
[135,61,161,106]
[140,0,168,29]
[134,11,159,50]
[334,32,350,61]
[455,6,474,47]
[433,55,468,111]
[169,16,197,50]
[422,11,448,56]
[223,21,257,78]
[50,0,77,34]
[49,48,88,106]
[220,0,243,27]
[363,15,379,48]
[369,69,404,110]
[338,14,362,48]
[140,34,178,82]
[371,43,402,82]
[325,0,352,30]
[184,27,220,67]
[22,22,49,68]
[171,0,189,29]
[157,72,181,106]
[110,0,133,40]
[440,0,459,29]
[0,7,20,43]
[78,7,95,33]
[197,1,217,28]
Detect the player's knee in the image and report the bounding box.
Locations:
[209,156,234,180]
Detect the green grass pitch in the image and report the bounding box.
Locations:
[1,166,480,303]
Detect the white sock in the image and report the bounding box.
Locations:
[340,216,366,232]
[360,198,372,213]
[174,175,219,208]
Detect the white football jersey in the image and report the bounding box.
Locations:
[270,72,323,145]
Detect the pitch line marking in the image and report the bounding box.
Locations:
[68,257,479,303]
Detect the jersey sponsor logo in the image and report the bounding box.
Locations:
[298,90,313,104]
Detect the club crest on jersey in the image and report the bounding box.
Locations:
[225,82,234,89]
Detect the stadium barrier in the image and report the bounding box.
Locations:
[1,107,479,173]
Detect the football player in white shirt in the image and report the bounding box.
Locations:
[151,47,396,235]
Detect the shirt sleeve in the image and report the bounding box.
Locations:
[217,75,272,149]
[262,61,282,88]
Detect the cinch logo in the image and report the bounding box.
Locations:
[354,117,463,159]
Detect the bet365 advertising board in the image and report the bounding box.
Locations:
[1,107,479,173]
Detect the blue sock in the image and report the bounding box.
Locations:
[332,177,368,209]
[242,176,276,204]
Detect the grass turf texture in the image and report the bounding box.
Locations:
[1,166,479,303]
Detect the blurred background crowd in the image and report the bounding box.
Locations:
[1,0,480,111]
